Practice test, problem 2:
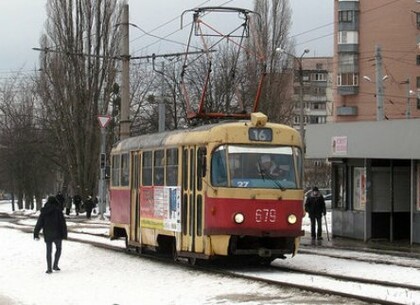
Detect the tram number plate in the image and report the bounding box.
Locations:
[248,128,272,142]
[255,209,276,223]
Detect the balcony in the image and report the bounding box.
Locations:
[336,106,358,116]
[337,85,359,95]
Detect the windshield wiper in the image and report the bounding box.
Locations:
[257,162,285,191]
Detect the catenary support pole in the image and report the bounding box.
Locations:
[99,128,106,220]
[120,4,131,139]
[375,45,384,121]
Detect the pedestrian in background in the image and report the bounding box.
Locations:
[56,191,65,211]
[73,193,82,216]
[65,195,72,216]
[34,196,68,273]
[305,187,326,240]
[84,195,94,219]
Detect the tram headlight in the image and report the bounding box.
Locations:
[287,214,297,224]
[234,213,245,224]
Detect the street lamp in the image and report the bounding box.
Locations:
[363,74,389,120]
[276,48,310,145]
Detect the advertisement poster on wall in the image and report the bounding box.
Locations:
[417,164,420,211]
[353,167,366,211]
[331,136,348,156]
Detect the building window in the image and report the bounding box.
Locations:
[311,73,327,82]
[338,53,359,73]
[312,103,326,110]
[338,31,359,44]
[339,10,354,22]
[338,31,347,44]
[337,73,359,86]
[293,115,307,124]
[417,13,420,28]
[313,87,326,95]
[417,76,420,88]
[417,55,420,66]
[309,116,326,124]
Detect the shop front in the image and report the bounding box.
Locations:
[306,119,420,244]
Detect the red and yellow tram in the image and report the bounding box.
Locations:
[109,112,305,263]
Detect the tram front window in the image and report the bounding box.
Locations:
[211,145,301,189]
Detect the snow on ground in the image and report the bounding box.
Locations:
[1,200,350,305]
[1,200,418,304]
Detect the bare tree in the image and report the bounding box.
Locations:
[304,160,332,189]
[0,74,55,210]
[37,0,122,198]
[129,57,187,135]
[245,0,295,124]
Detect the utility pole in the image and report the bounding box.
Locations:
[375,45,384,121]
[159,61,166,132]
[298,59,305,146]
[120,4,131,139]
[97,115,112,220]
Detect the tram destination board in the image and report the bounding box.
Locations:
[248,128,272,142]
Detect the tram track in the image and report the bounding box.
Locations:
[221,266,417,305]
[2,215,419,305]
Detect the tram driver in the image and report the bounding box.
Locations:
[258,155,289,180]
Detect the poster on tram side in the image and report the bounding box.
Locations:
[140,186,181,232]
[163,186,181,232]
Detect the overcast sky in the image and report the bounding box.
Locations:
[0,0,333,74]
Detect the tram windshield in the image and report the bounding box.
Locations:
[211,145,302,189]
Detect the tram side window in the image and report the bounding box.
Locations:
[121,153,130,186]
[111,155,120,186]
[197,147,206,191]
[142,151,152,186]
[182,149,188,190]
[211,146,227,186]
[154,150,164,186]
[166,148,178,186]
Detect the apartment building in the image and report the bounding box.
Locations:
[335,0,420,121]
[292,57,333,132]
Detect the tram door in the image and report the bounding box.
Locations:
[130,152,141,244]
[181,146,205,254]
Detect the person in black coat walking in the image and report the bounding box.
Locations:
[305,187,326,240]
[84,195,94,219]
[34,196,68,273]
[73,194,82,216]
[56,191,65,211]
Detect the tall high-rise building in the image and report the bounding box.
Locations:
[334,0,420,122]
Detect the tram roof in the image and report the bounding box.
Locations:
[112,121,239,153]
[112,118,300,153]
[306,118,420,160]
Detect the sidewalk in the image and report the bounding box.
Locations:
[300,232,420,258]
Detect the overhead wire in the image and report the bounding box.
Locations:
[130,0,236,56]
